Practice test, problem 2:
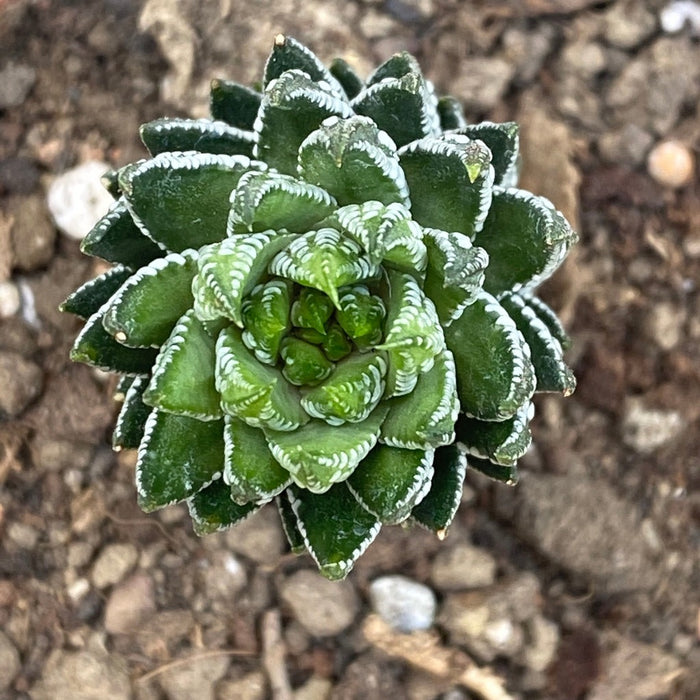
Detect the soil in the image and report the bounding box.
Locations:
[0,1,698,699]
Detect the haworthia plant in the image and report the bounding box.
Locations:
[63,35,577,580]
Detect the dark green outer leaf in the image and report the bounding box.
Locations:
[80,199,163,268]
[188,479,259,535]
[61,266,132,320]
[329,58,363,99]
[467,456,519,485]
[437,96,467,130]
[113,376,152,451]
[411,444,466,535]
[140,118,255,158]
[289,483,381,580]
[209,79,262,130]
[136,410,225,511]
[520,293,571,350]
[456,122,519,187]
[277,494,306,554]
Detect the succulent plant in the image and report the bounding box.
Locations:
[62,35,577,580]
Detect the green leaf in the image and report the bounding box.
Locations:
[254,69,353,175]
[298,115,410,207]
[216,325,308,431]
[291,287,334,334]
[80,198,163,268]
[366,51,424,85]
[380,349,459,449]
[321,322,353,362]
[264,406,388,493]
[378,270,445,397]
[113,376,152,451]
[228,170,336,234]
[411,444,466,536]
[398,136,494,238]
[196,233,296,326]
[437,95,467,130]
[336,285,385,349]
[136,410,225,511]
[188,478,259,535]
[209,79,262,130]
[444,290,536,421]
[499,292,576,395]
[456,401,532,467]
[102,250,198,348]
[280,337,334,386]
[467,456,519,485]
[70,309,157,375]
[224,416,291,504]
[352,71,440,148]
[143,309,221,420]
[114,375,135,401]
[119,152,265,252]
[288,483,381,580]
[456,122,520,187]
[348,445,434,524]
[301,352,387,425]
[520,293,572,350]
[422,228,489,325]
[60,266,132,320]
[269,228,379,307]
[242,280,291,365]
[263,34,345,97]
[140,118,256,157]
[277,493,306,554]
[329,57,363,99]
[100,168,121,198]
[472,187,578,295]
[328,202,427,273]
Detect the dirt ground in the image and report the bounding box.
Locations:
[0,0,698,698]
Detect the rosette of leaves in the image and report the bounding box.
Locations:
[62,35,577,580]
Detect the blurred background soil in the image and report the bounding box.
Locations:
[0,0,698,698]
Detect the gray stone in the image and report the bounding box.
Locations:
[31,640,131,700]
[332,652,404,699]
[30,434,93,472]
[453,58,514,112]
[158,651,229,700]
[0,351,42,416]
[201,551,247,602]
[104,572,157,634]
[495,473,662,594]
[279,569,359,637]
[8,194,56,272]
[368,575,436,632]
[293,675,332,700]
[519,614,560,672]
[602,0,657,49]
[0,61,36,109]
[216,671,267,700]
[224,505,285,565]
[588,633,681,700]
[598,123,654,166]
[622,397,686,453]
[644,301,687,351]
[430,542,497,591]
[0,630,21,692]
[46,161,114,241]
[0,280,20,318]
[502,24,556,84]
[91,542,139,589]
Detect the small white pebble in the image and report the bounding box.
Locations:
[47,161,114,240]
[0,280,21,318]
[67,577,91,603]
[647,140,695,188]
[660,1,700,35]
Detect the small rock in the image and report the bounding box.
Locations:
[647,140,695,188]
[31,434,93,472]
[7,522,39,549]
[0,630,21,692]
[91,543,139,589]
[644,300,687,350]
[660,0,700,35]
[216,671,267,700]
[332,651,404,699]
[0,156,40,196]
[67,577,91,604]
[293,675,332,700]
[369,575,436,632]
[67,541,96,569]
[0,351,42,416]
[602,0,657,49]
[453,58,514,112]
[104,572,157,634]
[201,551,247,601]
[46,161,114,241]
[279,569,359,637]
[136,609,195,658]
[589,633,681,700]
[0,281,20,318]
[502,24,556,84]
[31,640,131,700]
[8,194,56,271]
[157,651,229,700]
[520,614,560,672]
[559,41,606,80]
[598,123,654,166]
[71,488,106,535]
[430,542,497,591]
[224,505,285,565]
[0,61,36,109]
[622,397,686,453]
